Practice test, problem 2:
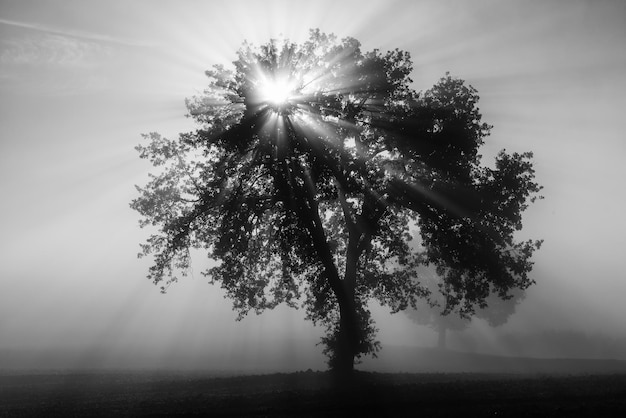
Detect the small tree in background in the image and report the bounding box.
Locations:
[131,30,542,374]
[406,262,526,349]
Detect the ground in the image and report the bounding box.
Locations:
[2,370,626,417]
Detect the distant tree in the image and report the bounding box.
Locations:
[131,30,542,374]
[476,287,526,327]
[406,264,471,349]
[406,263,526,349]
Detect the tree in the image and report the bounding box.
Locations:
[406,263,472,349]
[131,30,543,374]
[406,262,526,349]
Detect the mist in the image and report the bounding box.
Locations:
[2,0,626,376]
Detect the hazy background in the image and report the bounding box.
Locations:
[1,0,625,372]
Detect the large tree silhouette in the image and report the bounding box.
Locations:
[131,30,542,373]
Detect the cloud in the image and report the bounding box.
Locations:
[0,17,153,48]
[1,34,112,68]
[0,33,115,95]
[0,17,155,95]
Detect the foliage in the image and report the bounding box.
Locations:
[131,30,542,371]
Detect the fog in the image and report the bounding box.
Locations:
[1,0,625,373]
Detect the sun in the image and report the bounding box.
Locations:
[259,76,297,108]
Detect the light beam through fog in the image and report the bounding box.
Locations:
[1,0,625,373]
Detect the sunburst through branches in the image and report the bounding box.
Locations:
[258,75,298,108]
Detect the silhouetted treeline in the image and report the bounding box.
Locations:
[448,329,626,360]
[502,330,626,359]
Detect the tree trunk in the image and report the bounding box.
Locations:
[334,307,357,375]
[293,157,363,375]
[437,324,447,350]
[332,238,362,375]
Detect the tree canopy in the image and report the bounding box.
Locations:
[131,30,542,373]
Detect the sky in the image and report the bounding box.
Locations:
[1,0,625,371]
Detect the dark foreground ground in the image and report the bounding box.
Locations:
[1,370,626,417]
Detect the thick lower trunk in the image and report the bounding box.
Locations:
[334,320,356,374]
[332,240,361,374]
[334,299,362,372]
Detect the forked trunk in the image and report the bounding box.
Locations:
[303,182,364,375]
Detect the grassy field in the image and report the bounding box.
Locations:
[1,370,626,417]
